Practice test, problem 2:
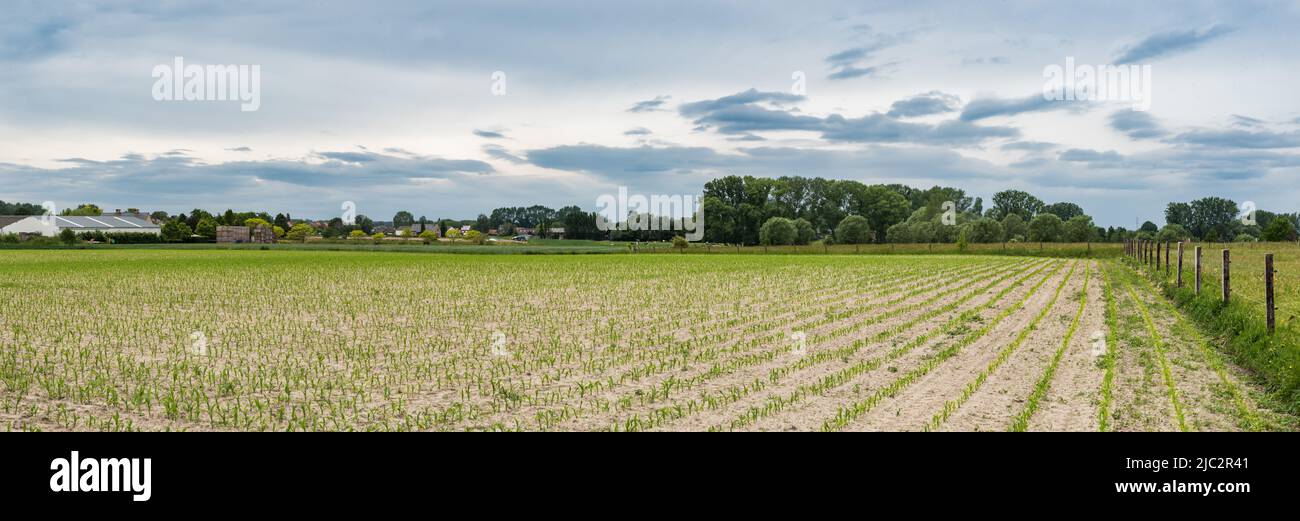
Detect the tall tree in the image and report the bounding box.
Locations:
[392,211,415,228]
[988,190,1044,221]
[1187,197,1237,239]
[1165,202,1192,227]
[1043,202,1084,221]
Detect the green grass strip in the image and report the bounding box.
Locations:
[1124,263,1263,430]
[1124,282,1189,432]
[923,261,1079,431]
[1008,263,1091,431]
[1098,262,1120,432]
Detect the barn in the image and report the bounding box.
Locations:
[0,215,160,237]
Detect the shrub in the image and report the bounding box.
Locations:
[963,218,1004,243]
[1262,217,1298,242]
[792,218,814,245]
[285,223,316,242]
[1157,224,1191,242]
[1028,214,1064,242]
[759,217,797,245]
[834,215,872,244]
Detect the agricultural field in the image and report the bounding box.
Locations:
[0,250,1293,431]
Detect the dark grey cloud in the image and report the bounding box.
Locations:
[1172,129,1300,149]
[681,89,1015,145]
[886,91,962,118]
[679,89,802,115]
[827,62,899,80]
[623,127,652,136]
[1114,24,1233,64]
[526,145,720,175]
[960,93,1077,121]
[821,114,1018,145]
[225,146,253,152]
[482,144,526,164]
[1109,110,1167,139]
[824,30,907,80]
[628,95,671,113]
[473,129,506,139]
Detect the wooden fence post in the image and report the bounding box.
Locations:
[1165,241,1171,277]
[1177,242,1184,286]
[1195,246,1202,295]
[1222,249,1231,304]
[1266,253,1276,334]
[1156,241,1162,271]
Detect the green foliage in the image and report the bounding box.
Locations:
[349,230,366,238]
[1000,213,1027,242]
[963,218,1004,243]
[61,203,102,216]
[1043,202,1084,221]
[392,211,415,228]
[161,220,192,242]
[759,217,797,245]
[195,217,218,239]
[1157,223,1191,242]
[418,230,437,244]
[285,223,316,242]
[59,227,77,245]
[1064,215,1097,242]
[1028,214,1065,242]
[792,218,815,245]
[989,190,1044,221]
[244,218,272,230]
[671,235,688,252]
[834,215,872,245]
[1263,217,1298,242]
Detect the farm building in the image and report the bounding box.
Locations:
[217,225,276,244]
[0,215,160,236]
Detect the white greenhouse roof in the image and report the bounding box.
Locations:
[52,215,160,229]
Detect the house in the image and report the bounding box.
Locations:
[544,227,566,239]
[408,223,438,235]
[0,215,160,237]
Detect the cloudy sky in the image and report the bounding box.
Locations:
[2,0,1298,226]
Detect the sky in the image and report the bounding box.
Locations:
[1,0,1299,227]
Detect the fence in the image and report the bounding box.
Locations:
[1124,238,1283,334]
